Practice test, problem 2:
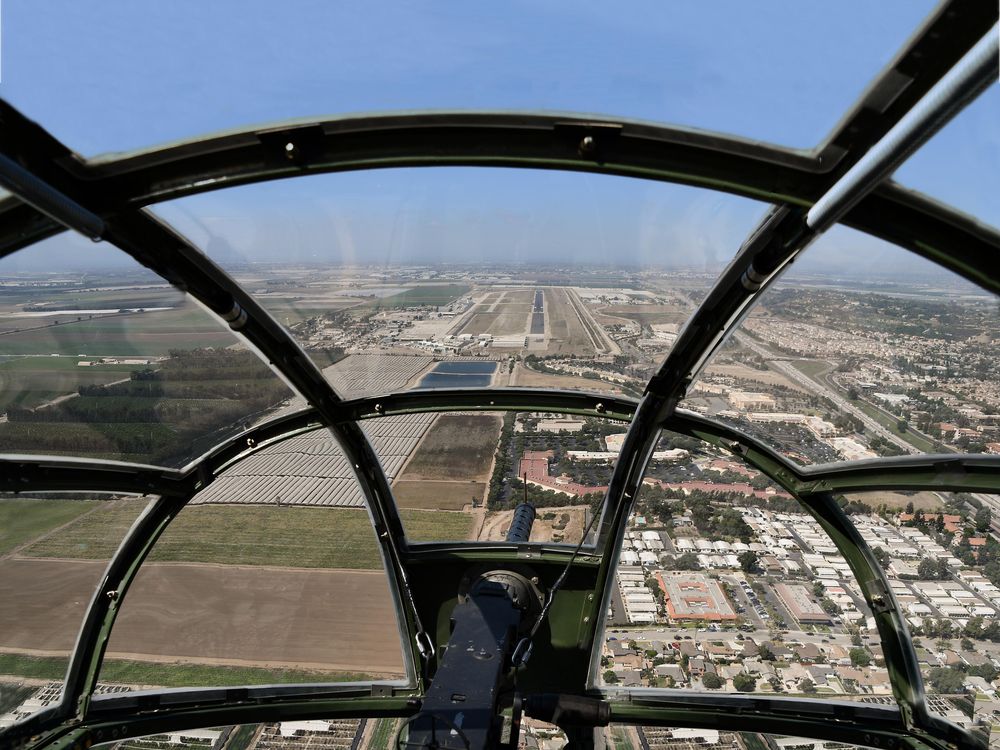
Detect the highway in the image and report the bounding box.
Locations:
[732,331,918,455]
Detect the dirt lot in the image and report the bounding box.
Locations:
[545,288,592,354]
[703,363,806,392]
[478,506,589,544]
[393,479,486,511]
[844,491,943,511]
[0,558,404,675]
[510,363,619,393]
[457,289,535,337]
[458,312,500,336]
[400,414,500,481]
[598,304,688,326]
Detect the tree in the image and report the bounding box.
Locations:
[738,550,760,574]
[918,558,941,580]
[758,643,776,661]
[905,501,915,514]
[733,672,757,693]
[671,552,700,571]
[928,666,966,694]
[702,672,722,689]
[799,678,817,694]
[872,547,890,567]
[603,670,620,684]
[975,507,992,533]
[849,648,872,668]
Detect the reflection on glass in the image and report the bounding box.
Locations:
[600,433,884,699]
[152,168,769,402]
[894,83,1000,231]
[682,227,999,465]
[0,493,152,729]
[846,491,1000,740]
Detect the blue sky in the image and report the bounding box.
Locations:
[0,2,996,272]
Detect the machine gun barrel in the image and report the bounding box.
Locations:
[505,502,536,543]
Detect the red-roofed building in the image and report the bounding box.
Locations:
[518,451,607,498]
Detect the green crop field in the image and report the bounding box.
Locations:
[360,284,470,310]
[0,356,135,411]
[0,306,234,356]
[0,653,373,688]
[401,414,500,481]
[0,497,100,556]
[19,498,150,559]
[23,502,471,569]
[368,719,399,750]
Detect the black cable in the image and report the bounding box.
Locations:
[511,504,602,669]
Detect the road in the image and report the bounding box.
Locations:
[733,331,918,455]
[606,625,858,649]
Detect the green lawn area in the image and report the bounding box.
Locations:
[23,502,472,569]
[367,719,398,750]
[789,359,833,379]
[0,653,372,688]
[788,359,939,454]
[610,725,634,750]
[0,497,100,555]
[225,724,261,750]
[851,397,939,453]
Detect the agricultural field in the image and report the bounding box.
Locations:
[0,497,100,556]
[2,500,474,680]
[356,284,470,312]
[0,356,137,411]
[399,414,500,481]
[0,559,403,680]
[392,480,486,511]
[20,502,471,568]
[0,349,291,465]
[0,304,235,356]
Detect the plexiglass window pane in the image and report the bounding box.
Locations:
[0,493,152,729]
[151,168,769,402]
[0,237,296,467]
[98,444,408,689]
[682,227,999,465]
[599,432,881,700]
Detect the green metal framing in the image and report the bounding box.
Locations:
[0,2,998,749]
